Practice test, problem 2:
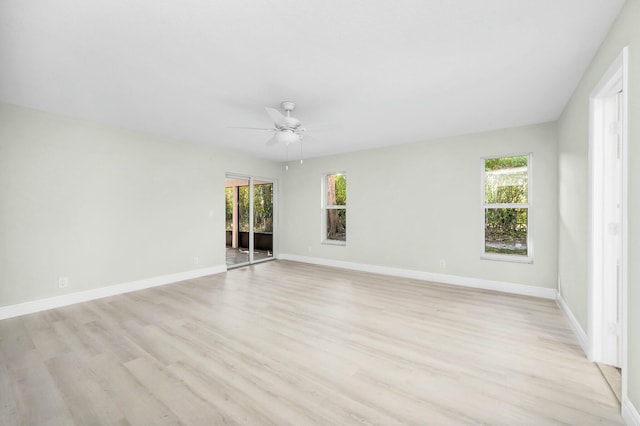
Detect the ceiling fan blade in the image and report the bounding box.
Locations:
[265,107,288,128]
[265,135,279,146]
[227,126,274,131]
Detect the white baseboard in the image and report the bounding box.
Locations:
[555,293,589,355]
[278,254,557,299]
[623,397,640,426]
[0,265,227,320]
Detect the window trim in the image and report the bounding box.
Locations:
[481,153,533,263]
[321,171,347,245]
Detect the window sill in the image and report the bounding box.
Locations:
[481,254,533,264]
[321,240,346,246]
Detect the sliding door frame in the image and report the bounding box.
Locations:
[225,173,277,268]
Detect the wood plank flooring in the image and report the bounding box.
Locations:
[0,260,623,425]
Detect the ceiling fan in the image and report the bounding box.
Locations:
[232,101,307,147]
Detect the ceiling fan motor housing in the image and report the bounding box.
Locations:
[280,101,296,112]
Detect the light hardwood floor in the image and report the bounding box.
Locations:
[0,260,622,425]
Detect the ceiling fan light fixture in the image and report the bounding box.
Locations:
[276,130,300,145]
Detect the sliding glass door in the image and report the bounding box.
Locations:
[225,174,275,268]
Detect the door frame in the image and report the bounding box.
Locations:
[588,47,628,391]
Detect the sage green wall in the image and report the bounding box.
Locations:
[557,0,640,411]
[0,102,282,307]
[280,122,558,289]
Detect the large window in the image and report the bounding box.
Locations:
[482,154,531,261]
[323,172,346,243]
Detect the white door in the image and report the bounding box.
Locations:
[601,90,623,367]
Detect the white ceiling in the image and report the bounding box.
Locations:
[0,0,626,161]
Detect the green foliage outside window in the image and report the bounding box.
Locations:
[334,174,346,205]
[484,155,528,172]
[253,183,273,233]
[238,186,250,232]
[229,183,273,233]
[225,187,233,231]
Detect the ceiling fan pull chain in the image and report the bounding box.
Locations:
[285,145,289,171]
[300,139,303,164]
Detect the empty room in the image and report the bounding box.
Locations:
[1,0,639,424]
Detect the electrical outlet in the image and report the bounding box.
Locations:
[439,259,446,269]
[58,277,69,288]
[194,256,200,265]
